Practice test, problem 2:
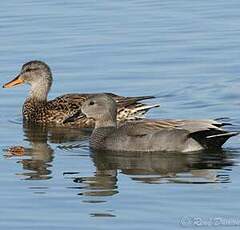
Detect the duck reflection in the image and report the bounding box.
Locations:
[12,122,235,195]
[16,123,52,180]
[71,149,234,199]
[92,150,233,184]
[17,122,91,180]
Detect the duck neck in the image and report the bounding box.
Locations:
[91,126,116,150]
[94,120,117,129]
[90,115,117,150]
[28,80,51,102]
[94,111,117,129]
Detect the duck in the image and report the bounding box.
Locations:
[3,60,159,128]
[74,94,238,153]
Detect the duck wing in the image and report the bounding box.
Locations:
[139,119,231,133]
[61,93,159,124]
[47,94,89,113]
[119,119,238,149]
[119,120,182,137]
[48,93,155,114]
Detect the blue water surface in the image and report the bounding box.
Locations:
[0,1,240,229]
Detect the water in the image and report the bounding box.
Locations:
[0,0,240,229]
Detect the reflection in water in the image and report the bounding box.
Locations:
[4,120,236,198]
[73,169,118,197]
[5,121,236,198]
[17,123,53,180]
[90,213,116,218]
[15,122,91,180]
[69,149,234,201]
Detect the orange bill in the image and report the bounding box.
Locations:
[3,75,24,88]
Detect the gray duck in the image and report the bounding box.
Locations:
[3,60,159,127]
[76,94,238,153]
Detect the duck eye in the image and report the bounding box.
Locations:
[24,68,38,73]
[89,101,95,106]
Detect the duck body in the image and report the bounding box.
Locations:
[23,93,157,128]
[90,119,237,152]
[80,94,238,153]
[3,61,158,127]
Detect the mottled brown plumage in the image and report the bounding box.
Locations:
[3,60,159,127]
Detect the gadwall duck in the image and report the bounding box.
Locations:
[74,94,238,152]
[3,61,159,127]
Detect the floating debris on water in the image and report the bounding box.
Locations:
[4,146,25,157]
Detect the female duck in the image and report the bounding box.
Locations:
[79,94,238,152]
[3,61,158,127]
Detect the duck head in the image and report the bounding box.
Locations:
[3,60,53,101]
[82,94,118,128]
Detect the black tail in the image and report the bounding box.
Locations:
[189,130,238,149]
[206,132,239,148]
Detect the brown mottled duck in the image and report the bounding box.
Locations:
[3,60,159,127]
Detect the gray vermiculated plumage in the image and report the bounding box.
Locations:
[81,94,238,153]
[3,60,159,127]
